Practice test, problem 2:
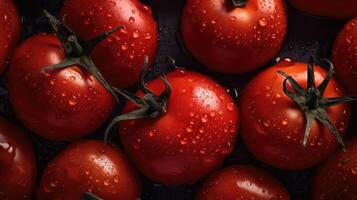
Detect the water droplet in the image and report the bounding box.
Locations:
[346,35,353,44]
[282,118,288,125]
[186,127,193,133]
[129,17,135,24]
[259,17,268,27]
[226,102,235,111]
[68,97,78,106]
[201,115,208,123]
[352,166,357,175]
[69,76,76,81]
[133,30,139,38]
[180,139,188,145]
[121,43,128,50]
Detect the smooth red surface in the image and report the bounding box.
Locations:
[312,137,357,200]
[120,69,239,185]
[0,117,37,199]
[195,165,290,200]
[0,0,21,73]
[60,0,158,88]
[7,34,115,141]
[181,0,287,74]
[287,0,357,19]
[240,59,350,170]
[37,140,141,200]
[332,17,357,95]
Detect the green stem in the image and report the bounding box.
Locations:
[231,0,247,7]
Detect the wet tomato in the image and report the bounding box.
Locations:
[60,0,158,88]
[7,34,115,141]
[240,58,351,170]
[181,0,287,74]
[0,117,37,199]
[37,140,141,200]
[0,0,21,73]
[332,17,357,95]
[117,68,239,185]
[195,165,290,200]
[311,137,357,200]
[287,0,357,19]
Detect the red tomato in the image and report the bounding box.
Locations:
[287,0,357,19]
[119,69,239,185]
[311,137,357,200]
[195,165,290,200]
[332,17,357,95]
[37,140,141,200]
[60,0,158,88]
[181,0,287,74]
[0,0,21,73]
[0,117,37,199]
[7,34,115,141]
[240,59,351,170]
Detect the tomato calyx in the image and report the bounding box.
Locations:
[104,56,171,142]
[41,11,121,101]
[277,57,357,149]
[230,0,247,7]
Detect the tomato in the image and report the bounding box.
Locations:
[0,0,21,73]
[37,140,141,200]
[195,165,290,200]
[116,68,239,185]
[287,0,357,19]
[0,117,37,199]
[240,58,352,170]
[332,17,357,95]
[60,0,158,88]
[181,0,287,74]
[311,137,357,200]
[7,34,115,141]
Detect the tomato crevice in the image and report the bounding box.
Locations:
[277,56,357,149]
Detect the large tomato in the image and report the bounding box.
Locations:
[311,137,357,200]
[287,0,357,19]
[181,0,287,74]
[7,34,115,141]
[332,17,357,95]
[116,68,239,185]
[195,165,290,200]
[60,0,158,88]
[37,140,141,200]
[240,58,351,170]
[0,117,37,199]
[0,0,21,73]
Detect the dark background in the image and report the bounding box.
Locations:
[1,0,356,199]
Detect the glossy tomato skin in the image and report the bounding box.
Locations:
[195,165,290,200]
[37,140,141,200]
[120,69,239,185]
[0,0,21,73]
[311,137,357,200]
[332,17,357,95]
[240,59,350,170]
[7,34,115,141]
[0,117,37,199]
[181,0,287,74]
[60,0,158,88]
[287,0,357,19]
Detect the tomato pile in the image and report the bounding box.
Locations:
[1,0,357,199]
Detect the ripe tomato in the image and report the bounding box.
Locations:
[240,58,351,170]
[287,0,357,19]
[195,165,290,200]
[311,137,357,200]
[181,0,287,74]
[332,17,357,95]
[60,0,158,88]
[37,140,141,200]
[0,0,21,73]
[0,117,37,199]
[117,68,239,185]
[7,34,115,141]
